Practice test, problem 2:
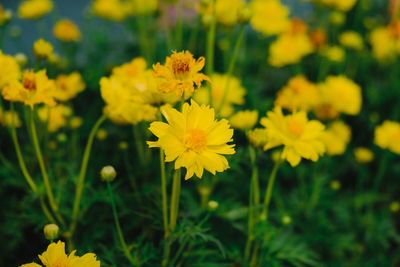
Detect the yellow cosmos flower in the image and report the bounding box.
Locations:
[250,0,290,36]
[339,31,364,50]
[215,0,245,26]
[247,128,269,148]
[0,50,21,89]
[2,69,56,109]
[320,45,345,62]
[260,107,325,167]
[153,51,211,97]
[18,0,53,20]
[354,147,374,163]
[92,0,132,21]
[320,120,351,155]
[194,73,246,117]
[268,32,314,67]
[33,39,53,59]
[275,75,320,112]
[229,110,258,131]
[147,100,235,180]
[0,109,22,128]
[19,240,100,267]
[37,104,72,132]
[54,72,86,102]
[369,27,397,62]
[53,19,82,42]
[130,0,158,15]
[315,75,362,119]
[374,120,400,154]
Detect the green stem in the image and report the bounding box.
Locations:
[374,151,389,191]
[107,182,135,264]
[169,168,181,232]
[40,196,57,224]
[260,153,282,220]
[206,0,217,106]
[133,125,146,166]
[160,148,169,238]
[70,114,107,236]
[217,24,245,115]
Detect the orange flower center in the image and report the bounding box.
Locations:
[57,76,68,90]
[287,118,304,138]
[171,55,191,79]
[184,129,207,152]
[22,71,37,91]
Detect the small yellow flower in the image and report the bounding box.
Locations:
[130,0,158,15]
[369,27,397,62]
[54,72,86,102]
[37,104,72,132]
[330,180,341,190]
[96,129,108,140]
[2,69,56,109]
[321,0,357,12]
[248,128,269,148]
[0,50,21,89]
[153,51,211,97]
[229,110,258,131]
[320,45,345,62]
[15,53,28,67]
[33,39,53,59]
[18,0,53,20]
[260,107,325,167]
[53,19,82,42]
[275,75,320,112]
[69,116,83,129]
[374,120,400,154]
[250,0,290,36]
[354,147,374,163]
[329,11,345,26]
[194,73,246,117]
[0,109,22,128]
[390,201,400,213]
[320,120,351,156]
[215,0,245,26]
[339,31,364,50]
[147,100,235,180]
[19,240,100,267]
[92,0,132,21]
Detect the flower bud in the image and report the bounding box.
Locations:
[330,180,341,190]
[33,38,53,59]
[208,200,219,211]
[14,53,28,68]
[101,165,117,182]
[43,224,59,241]
[96,129,108,140]
[390,201,400,213]
[202,14,213,27]
[56,133,67,143]
[282,215,292,225]
[69,116,83,129]
[119,141,128,150]
[238,6,252,24]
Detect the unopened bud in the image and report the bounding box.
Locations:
[238,6,252,24]
[282,215,292,225]
[101,165,117,182]
[43,224,59,241]
[208,200,219,211]
[14,53,28,68]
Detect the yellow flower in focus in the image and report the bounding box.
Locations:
[354,147,374,163]
[369,27,397,62]
[92,0,131,21]
[315,75,362,119]
[33,39,53,59]
[260,107,325,167]
[268,32,314,67]
[2,70,56,109]
[54,72,86,102]
[229,110,258,131]
[250,0,290,36]
[215,0,245,26]
[320,45,345,62]
[153,51,211,97]
[0,50,21,89]
[147,100,235,180]
[37,104,72,132]
[320,120,351,155]
[248,128,269,148]
[0,109,22,128]
[194,73,246,117]
[339,31,364,50]
[130,0,158,15]
[18,0,53,20]
[53,19,81,42]
[19,240,100,267]
[374,120,400,154]
[275,75,320,112]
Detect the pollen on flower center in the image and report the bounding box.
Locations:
[171,55,190,78]
[184,129,207,152]
[287,118,304,137]
[22,70,37,91]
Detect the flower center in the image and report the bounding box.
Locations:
[184,129,207,152]
[57,76,68,90]
[22,71,37,91]
[171,55,191,79]
[287,118,304,138]
[52,259,69,267]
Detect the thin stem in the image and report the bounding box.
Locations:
[133,125,146,166]
[107,182,135,264]
[260,155,282,220]
[206,0,217,106]
[40,196,57,224]
[169,168,181,232]
[217,24,245,115]
[160,147,169,238]
[70,114,107,235]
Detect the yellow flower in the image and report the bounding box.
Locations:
[2,69,56,109]
[153,51,211,97]
[92,0,132,21]
[354,147,374,163]
[194,73,245,117]
[0,109,22,128]
[247,128,269,148]
[18,0,53,19]
[147,100,235,180]
[215,0,245,26]
[320,45,345,62]
[374,120,400,154]
[369,27,397,62]
[69,116,83,129]
[19,240,100,267]
[53,19,81,42]
[250,0,290,36]
[329,11,345,25]
[315,75,362,119]
[37,104,72,132]
[33,39,53,59]
[54,72,86,102]
[260,107,325,167]
[130,0,158,15]
[339,31,364,50]
[275,75,320,112]
[229,110,258,131]
[0,50,21,89]
[268,32,314,67]
[320,120,351,155]
[321,0,357,12]
[96,129,108,140]
[391,201,400,213]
